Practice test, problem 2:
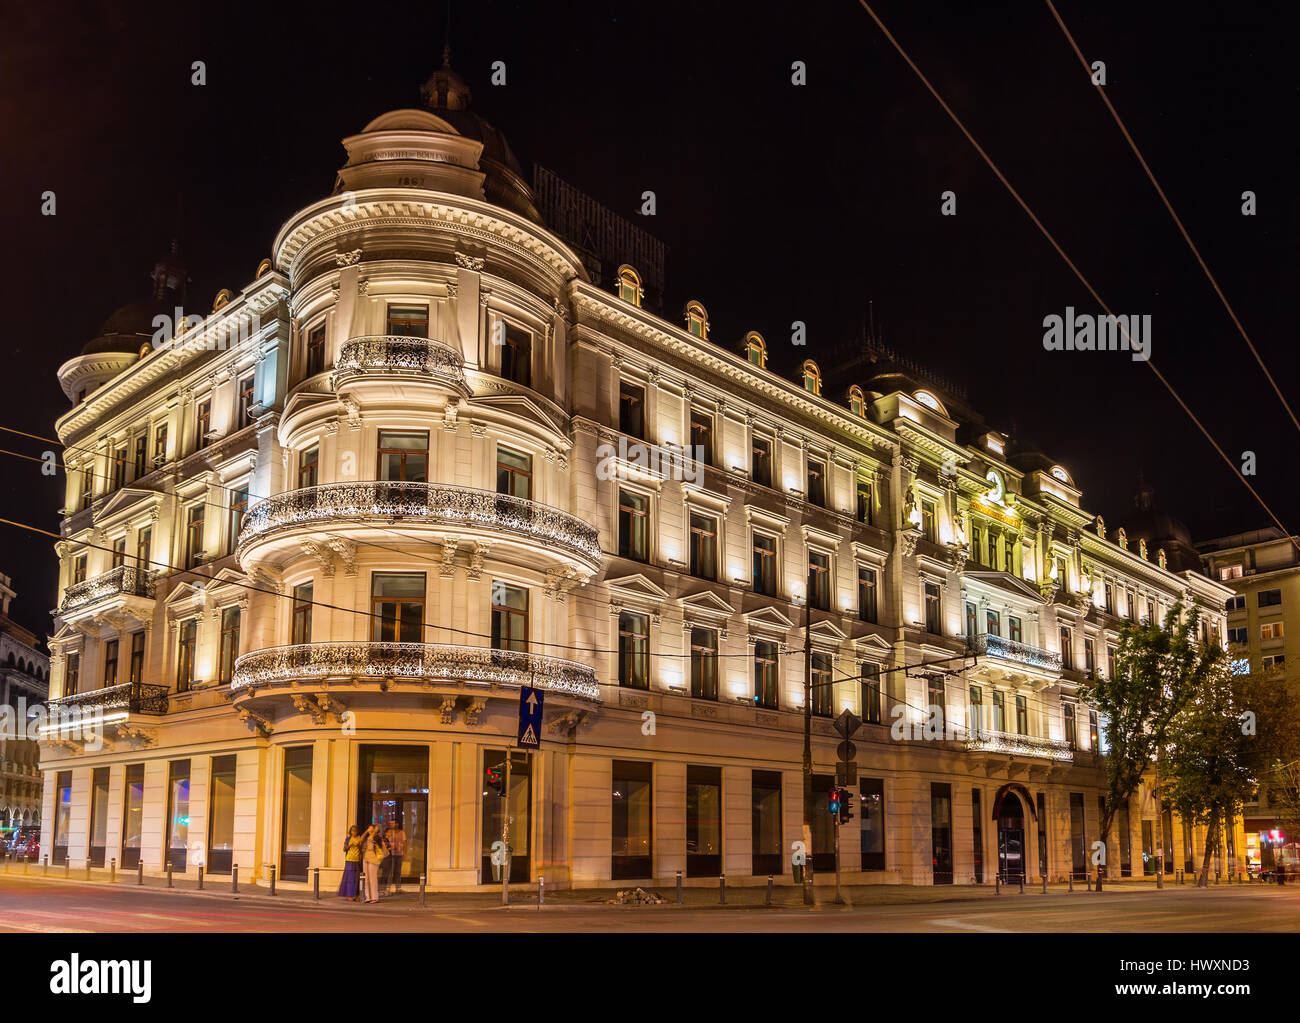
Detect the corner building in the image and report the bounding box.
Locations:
[40,61,1235,889]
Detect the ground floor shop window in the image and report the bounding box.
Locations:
[1036,792,1047,879]
[687,765,722,877]
[481,750,531,884]
[1070,793,1086,880]
[751,770,782,876]
[612,760,652,879]
[931,783,953,884]
[208,755,236,874]
[167,760,191,873]
[972,789,984,883]
[860,777,885,870]
[811,774,835,873]
[88,767,109,867]
[121,764,144,870]
[280,748,312,881]
[1142,819,1155,875]
[53,771,71,865]
[1119,802,1132,877]
[358,745,427,886]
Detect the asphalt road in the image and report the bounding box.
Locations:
[1,876,1296,931]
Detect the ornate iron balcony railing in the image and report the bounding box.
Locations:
[47,682,169,716]
[965,727,1074,761]
[335,335,465,386]
[232,641,599,700]
[966,632,1062,671]
[60,565,157,613]
[237,481,602,566]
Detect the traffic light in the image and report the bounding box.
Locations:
[838,789,854,825]
[485,766,504,796]
[828,788,842,816]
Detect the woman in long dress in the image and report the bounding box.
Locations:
[337,825,363,900]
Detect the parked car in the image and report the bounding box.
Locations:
[10,827,39,862]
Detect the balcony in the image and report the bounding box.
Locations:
[232,641,599,700]
[46,682,169,717]
[965,727,1074,762]
[61,565,157,614]
[236,481,602,572]
[335,335,465,388]
[966,632,1062,672]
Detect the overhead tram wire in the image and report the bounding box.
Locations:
[1045,0,1300,439]
[855,0,1300,559]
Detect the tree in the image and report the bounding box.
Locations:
[1079,602,1216,888]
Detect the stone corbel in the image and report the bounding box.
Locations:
[463,697,488,726]
[300,539,336,577]
[237,708,274,737]
[327,538,358,577]
[454,251,485,271]
[439,695,458,725]
[113,723,158,748]
[548,709,592,738]
[292,694,329,724]
[898,528,923,559]
[439,536,460,577]
[466,541,491,580]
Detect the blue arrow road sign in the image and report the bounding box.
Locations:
[518,686,544,748]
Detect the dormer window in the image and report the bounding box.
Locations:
[684,301,709,339]
[744,331,767,368]
[914,390,942,412]
[616,265,643,307]
[801,360,822,396]
[848,385,866,417]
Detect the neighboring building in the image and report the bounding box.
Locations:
[0,573,49,830]
[40,55,1234,888]
[1197,526,1300,873]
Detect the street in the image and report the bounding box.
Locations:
[1,875,1296,932]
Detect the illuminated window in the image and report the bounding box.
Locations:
[1008,616,1022,643]
[496,447,532,500]
[920,499,936,543]
[1219,564,1243,581]
[1064,703,1077,747]
[806,460,825,506]
[688,513,718,581]
[386,304,428,338]
[1060,626,1073,667]
[752,532,776,595]
[753,641,778,708]
[491,582,529,653]
[618,490,649,562]
[848,385,866,417]
[500,322,532,387]
[292,583,313,645]
[176,619,196,692]
[801,360,822,396]
[862,664,882,724]
[618,611,649,689]
[619,382,645,439]
[237,374,255,428]
[616,265,642,307]
[690,627,718,700]
[218,607,241,685]
[856,480,872,525]
[185,505,205,568]
[689,412,713,467]
[103,639,119,686]
[811,654,834,717]
[809,551,831,610]
[858,566,878,624]
[684,301,709,339]
[924,582,941,633]
[305,322,326,376]
[751,436,772,487]
[743,331,767,368]
[1262,621,1285,640]
[914,390,941,412]
[112,446,127,489]
[195,400,211,449]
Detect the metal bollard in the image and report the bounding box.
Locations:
[313,867,319,900]
[269,864,277,896]
[1068,873,1074,892]
[1042,875,1047,894]
[419,874,426,907]
[198,865,204,891]
[85,861,90,880]
[64,858,69,878]
[137,860,143,885]
[766,874,774,906]
[995,874,1001,895]
[719,874,726,905]
[538,875,544,908]
[43,855,48,875]
[111,858,116,884]
[1019,875,1024,894]
[232,864,239,895]
[166,862,173,888]
[676,869,682,905]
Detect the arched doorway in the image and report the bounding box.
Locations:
[998,792,1026,881]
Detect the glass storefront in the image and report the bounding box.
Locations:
[121,764,144,870]
[88,768,109,867]
[612,760,652,879]
[481,750,531,883]
[686,765,722,877]
[209,755,237,874]
[281,747,313,881]
[167,760,191,873]
[53,771,72,865]
[359,745,428,885]
[751,769,783,876]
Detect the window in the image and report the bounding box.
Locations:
[1089,710,1099,750]
[612,761,653,879]
[809,552,831,611]
[856,480,872,525]
[1060,626,1073,667]
[617,611,649,689]
[1038,792,1049,878]
[103,639,119,686]
[924,582,941,634]
[927,676,945,719]
[305,323,326,376]
[153,422,168,464]
[297,446,319,490]
[81,465,94,509]
[920,500,936,543]
[218,607,241,684]
[237,374,255,428]
[1104,583,1114,614]
[128,631,145,685]
[751,436,772,487]
[690,627,718,700]
[1225,595,1246,612]
[1070,792,1086,880]
[136,527,152,571]
[618,382,645,439]
[752,533,776,595]
[857,566,878,624]
[1227,626,1248,645]
[53,771,72,865]
[1119,802,1132,877]
[965,601,977,642]
[185,504,205,567]
[811,653,834,716]
[133,435,147,478]
[377,431,428,482]
[991,690,1005,732]
[968,684,983,735]
[861,664,882,724]
[801,360,821,395]
[744,332,766,368]
[195,399,211,448]
[848,385,865,417]
[972,789,984,884]
[501,323,532,387]
[1146,598,1155,624]
[860,778,886,870]
[386,303,429,338]
[496,447,532,499]
[208,754,237,874]
[281,747,313,881]
[1126,589,1137,620]
[89,767,110,867]
[228,486,249,556]
[616,265,642,306]
[754,641,778,708]
[686,765,723,877]
[688,513,717,580]
[1107,644,1117,679]
[121,763,145,870]
[985,609,1000,637]
[931,783,953,884]
[64,652,80,697]
[1008,615,1022,644]
[1262,621,1285,641]
[618,489,649,561]
[112,445,127,489]
[1015,695,1028,736]
[684,301,708,339]
[752,770,782,875]
[806,460,825,506]
[491,582,529,653]
[1085,637,1096,673]
[972,525,984,566]
[176,619,197,691]
[291,582,313,645]
[1219,564,1244,580]
[111,536,126,569]
[689,412,713,467]
[1003,536,1015,573]
[371,573,425,643]
[1264,654,1286,670]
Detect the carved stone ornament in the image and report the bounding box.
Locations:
[899,528,923,559]
[454,251,485,271]
[335,248,362,267]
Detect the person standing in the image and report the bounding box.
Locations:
[337,826,362,901]
[361,824,386,903]
[384,819,407,893]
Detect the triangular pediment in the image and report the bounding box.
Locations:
[163,579,209,611]
[809,619,849,643]
[605,574,672,602]
[962,571,1046,604]
[853,633,893,653]
[677,590,737,617]
[743,605,796,630]
[95,486,162,523]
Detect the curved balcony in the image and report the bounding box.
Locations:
[966,632,1062,672]
[61,566,157,613]
[236,481,602,572]
[232,641,599,700]
[335,335,465,387]
[965,727,1074,762]
[46,682,169,716]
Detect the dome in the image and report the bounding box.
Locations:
[82,243,189,356]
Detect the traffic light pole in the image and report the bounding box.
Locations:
[802,583,815,907]
[834,815,842,904]
[501,754,512,907]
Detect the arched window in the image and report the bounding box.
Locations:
[684,301,709,339]
[743,331,767,369]
[848,385,866,417]
[913,390,946,414]
[255,258,273,279]
[801,360,822,396]
[1050,465,1072,484]
[616,265,643,308]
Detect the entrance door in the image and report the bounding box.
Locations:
[357,745,429,887]
[367,795,427,884]
[998,792,1026,881]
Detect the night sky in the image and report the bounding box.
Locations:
[2,0,1296,636]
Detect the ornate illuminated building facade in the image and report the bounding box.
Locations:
[40,56,1237,889]
[1,573,49,831]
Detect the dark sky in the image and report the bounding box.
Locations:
[2,0,1297,635]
